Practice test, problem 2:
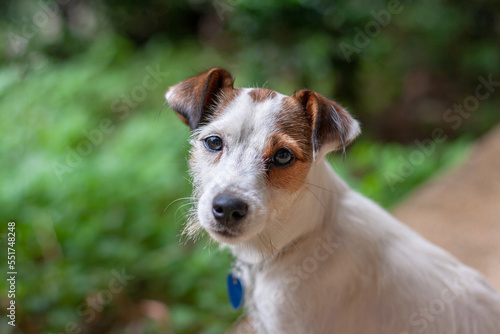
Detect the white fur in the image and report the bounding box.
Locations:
[178,87,500,334]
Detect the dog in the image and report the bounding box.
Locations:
[166,68,500,334]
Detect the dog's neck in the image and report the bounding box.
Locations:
[230,159,349,265]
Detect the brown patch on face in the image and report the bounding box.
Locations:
[267,152,311,193]
[264,97,314,193]
[248,88,277,103]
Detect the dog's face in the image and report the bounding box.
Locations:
[166,68,359,251]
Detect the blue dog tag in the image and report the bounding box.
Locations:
[227,272,244,310]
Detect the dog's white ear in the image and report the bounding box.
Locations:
[292,90,360,160]
[166,68,234,130]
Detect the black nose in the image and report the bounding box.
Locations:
[212,193,248,226]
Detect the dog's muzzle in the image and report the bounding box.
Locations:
[212,192,248,227]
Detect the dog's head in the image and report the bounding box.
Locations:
[166,68,359,258]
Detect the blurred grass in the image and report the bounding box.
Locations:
[0,35,471,333]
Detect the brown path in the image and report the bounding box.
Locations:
[394,126,500,290]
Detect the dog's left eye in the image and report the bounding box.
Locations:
[272,148,295,167]
[204,136,223,152]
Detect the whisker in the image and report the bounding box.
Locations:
[257,234,269,254]
[305,186,328,214]
[305,182,341,195]
[267,232,277,254]
[156,100,169,121]
[257,233,273,258]
[270,218,302,254]
[164,196,194,213]
[174,203,195,224]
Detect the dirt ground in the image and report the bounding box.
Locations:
[394,125,500,290]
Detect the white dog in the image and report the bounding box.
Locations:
[166,68,500,334]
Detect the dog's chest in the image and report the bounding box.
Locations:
[242,266,307,333]
[237,250,396,334]
[239,257,344,333]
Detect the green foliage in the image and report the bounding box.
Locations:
[329,138,471,208]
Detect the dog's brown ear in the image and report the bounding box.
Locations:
[292,90,360,159]
[166,68,234,130]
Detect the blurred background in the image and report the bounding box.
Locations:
[0,0,499,333]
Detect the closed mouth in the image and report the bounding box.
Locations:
[211,227,239,238]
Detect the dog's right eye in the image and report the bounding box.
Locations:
[204,136,223,152]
